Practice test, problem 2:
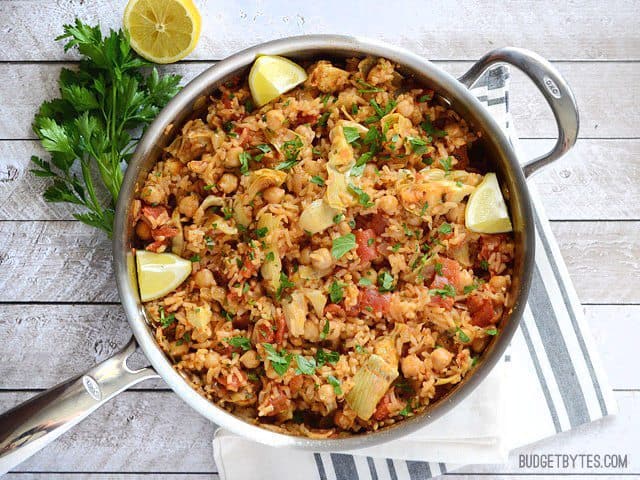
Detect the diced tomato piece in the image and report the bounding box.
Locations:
[144,240,167,253]
[478,234,508,261]
[142,205,167,219]
[467,295,498,327]
[357,213,388,235]
[289,375,304,395]
[240,257,257,279]
[151,225,179,240]
[373,393,393,421]
[358,287,391,314]
[325,303,346,316]
[429,294,455,310]
[297,113,318,125]
[254,320,275,344]
[218,370,247,392]
[356,229,378,262]
[439,258,464,291]
[275,313,287,345]
[265,387,292,417]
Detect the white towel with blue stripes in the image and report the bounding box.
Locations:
[212,65,617,480]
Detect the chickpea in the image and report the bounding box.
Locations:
[194,268,214,288]
[263,186,285,204]
[179,194,200,218]
[377,195,398,215]
[135,221,152,241]
[430,348,453,372]
[396,98,414,117]
[165,159,183,176]
[299,247,311,265]
[240,350,261,369]
[225,146,243,168]
[401,354,422,378]
[310,247,333,271]
[141,184,164,205]
[472,336,490,353]
[265,109,285,131]
[219,173,239,194]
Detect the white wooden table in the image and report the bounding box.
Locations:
[0,1,638,478]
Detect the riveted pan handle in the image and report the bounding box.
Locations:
[0,337,158,474]
[459,47,579,177]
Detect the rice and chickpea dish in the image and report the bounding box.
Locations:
[132,56,515,437]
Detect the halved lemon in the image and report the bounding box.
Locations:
[465,173,513,233]
[123,0,201,64]
[136,250,192,302]
[248,55,308,107]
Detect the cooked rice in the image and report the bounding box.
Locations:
[132,57,515,438]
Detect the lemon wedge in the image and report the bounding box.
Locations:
[136,250,192,302]
[123,0,201,64]
[465,173,513,233]
[248,55,308,107]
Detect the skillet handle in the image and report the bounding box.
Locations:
[459,47,579,177]
[0,337,158,474]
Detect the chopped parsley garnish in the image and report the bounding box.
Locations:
[356,78,383,93]
[320,319,330,340]
[255,227,268,238]
[190,254,200,262]
[399,400,415,417]
[158,306,175,328]
[256,144,272,153]
[456,326,470,343]
[317,111,331,127]
[471,356,479,367]
[421,117,447,138]
[265,251,275,262]
[439,156,453,172]
[486,328,498,336]
[316,348,339,366]
[327,375,343,395]
[333,213,344,224]
[332,233,357,259]
[276,272,295,300]
[438,223,452,234]
[367,237,375,246]
[348,183,374,207]
[355,344,368,354]
[222,207,234,220]
[343,125,361,144]
[430,284,456,298]
[358,277,372,286]
[239,151,251,175]
[351,103,359,115]
[310,175,325,186]
[348,219,356,229]
[463,282,480,294]
[262,343,292,376]
[295,355,317,375]
[408,136,429,155]
[434,262,443,275]
[203,184,215,190]
[275,136,304,171]
[418,93,432,102]
[392,243,402,253]
[480,259,489,270]
[420,202,430,216]
[329,281,345,303]
[365,98,396,124]
[321,94,333,106]
[378,271,395,292]
[225,336,251,351]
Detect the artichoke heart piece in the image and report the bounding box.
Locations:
[299,199,339,234]
[282,291,308,337]
[193,195,226,224]
[186,303,212,331]
[246,168,287,201]
[170,209,184,255]
[345,354,399,420]
[258,212,282,294]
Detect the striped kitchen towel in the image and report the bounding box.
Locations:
[213,65,617,480]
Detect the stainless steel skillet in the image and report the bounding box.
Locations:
[0,35,578,472]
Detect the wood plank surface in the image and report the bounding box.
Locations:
[3,138,639,222]
[0,221,636,304]
[0,305,635,391]
[1,390,636,474]
[2,62,639,140]
[1,0,639,62]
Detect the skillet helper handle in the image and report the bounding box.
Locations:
[459,47,579,177]
[0,337,158,474]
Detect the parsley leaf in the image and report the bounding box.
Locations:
[378,271,395,292]
[408,136,429,155]
[239,151,252,175]
[463,282,480,294]
[480,260,489,270]
[31,20,181,236]
[438,223,452,234]
[329,281,345,303]
[421,117,447,138]
[348,183,374,207]
[356,79,383,93]
[327,375,343,395]
[316,348,339,366]
[456,326,470,343]
[342,125,360,144]
[275,136,304,170]
[158,306,175,328]
[255,227,268,238]
[332,233,357,259]
[262,343,292,376]
[430,284,456,298]
[225,336,251,351]
[486,328,498,336]
[295,355,317,375]
[256,144,271,153]
[439,156,453,172]
[310,175,325,186]
[358,277,372,286]
[320,319,330,340]
[276,272,295,300]
[265,251,275,262]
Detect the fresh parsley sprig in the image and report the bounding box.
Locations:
[30,20,182,236]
